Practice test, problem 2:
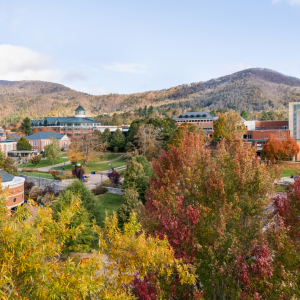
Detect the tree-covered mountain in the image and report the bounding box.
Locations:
[1,68,300,124]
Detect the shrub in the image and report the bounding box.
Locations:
[49,170,60,177]
[24,181,34,197]
[31,155,41,166]
[114,146,118,153]
[22,168,39,173]
[91,186,108,195]
[108,170,121,185]
[72,166,85,180]
[41,185,60,197]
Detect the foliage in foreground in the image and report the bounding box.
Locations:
[142,133,280,299]
[0,191,195,299]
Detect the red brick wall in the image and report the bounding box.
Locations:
[254,121,288,130]
[5,183,24,208]
[247,130,290,140]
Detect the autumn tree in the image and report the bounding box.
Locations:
[17,137,32,150]
[30,154,41,166]
[2,156,19,176]
[44,136,61,165]
[0,192,195,299]
[135,124,163,160]
[101,128,111,145]
[68,132,105,166]
[261,136,300,161]
[167,122,200,149]
[141,132,278,299]
[19,117,32,136]
[212,110,247,142]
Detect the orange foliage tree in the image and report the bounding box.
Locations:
[261,136,299,161]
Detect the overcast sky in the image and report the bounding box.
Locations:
[0,0,300,95]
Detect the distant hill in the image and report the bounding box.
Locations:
[1,68,300,122]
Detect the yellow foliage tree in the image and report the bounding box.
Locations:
[0,188,195,299]
[212,110,247,142]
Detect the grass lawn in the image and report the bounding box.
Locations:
[281,168,299,178]
[95,193,123,226]
[275,185,288,193]
[19,171,54,179]
[53,156,127,173]
[98,153,122,161]
[18,157,69,169]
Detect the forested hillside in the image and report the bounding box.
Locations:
[1,68,300,124]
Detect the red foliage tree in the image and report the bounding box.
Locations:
[261,136,299,161]
[108,170,121,184]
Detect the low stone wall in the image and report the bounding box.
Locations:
[106,187,124,195]
[20,175,56,187]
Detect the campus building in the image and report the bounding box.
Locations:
[172,112,218,133]
[0,140,17,156]
[26,131,71,153]
[0,170,25,210]
[31,106,130,137]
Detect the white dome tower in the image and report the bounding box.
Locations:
[75,105,85,118]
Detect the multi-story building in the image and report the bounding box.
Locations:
[0,139,17,156]
[0,170,25,211]
[26,132,70,154]
[172,112,218,134]
[31,106,130,137]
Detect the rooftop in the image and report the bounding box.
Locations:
[27,132,67,140]
[173,112,218,119]
[75,105,85,111]
[0,170,15,183]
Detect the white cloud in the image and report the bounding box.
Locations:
[63,70,87,82]
[103,63,146,74]
[272,0,300,6]
[220,63,252,75]
[0,44,60,81]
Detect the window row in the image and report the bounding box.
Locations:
[177,120,213,123]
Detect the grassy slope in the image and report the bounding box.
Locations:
[18,157,69,169]
[19,172,54,179]
[95,193,123,226]
[53,155,127,173]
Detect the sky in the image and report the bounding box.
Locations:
[0,0,300,95]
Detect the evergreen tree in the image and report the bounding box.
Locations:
[117,188,142,228]
[261,111,269,121]
[148,106,154,115]
[101,128,111,145]
[138,107,143,117]
[240,110,250,121]
[17,137,32,151]
[143,106,148,116]
[110,129,125,151]
[2,157,19,176]
[20,117,32,136]
[0,149,5,168]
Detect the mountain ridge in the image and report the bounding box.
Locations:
[1,68,300,123]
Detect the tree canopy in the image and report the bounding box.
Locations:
[17,137,32,151]
[44,137,61,164]
[212,111,247,142]
[19,117,32,136]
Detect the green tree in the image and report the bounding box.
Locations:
[212,111,247,142]
[111,113,123,126]
[138,107,143,117]
[143,105,148,116]
[19,117,32,136]
[240,110,250,120]
[63,179,101,225]
[117,188,142,228]
[30,155,41,166]
[261,111,269,121]
[17,137,32,150]
[52,190,93,252]
[123,155,153,196]
[101,128,111,145]
[110,129,126,151]
[2,156,19,176]
[148,105,154,115]
[44,137,61,165]
[0,149,5,168]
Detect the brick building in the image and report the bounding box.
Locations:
[26,132,70,154]
[0,170,25,210]
[172,112,217,133]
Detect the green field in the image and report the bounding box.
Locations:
[52,156,127,173]
[281,169,299,178]
[95,193,123,226]
[18,157,69,169]
[19,171,54,179]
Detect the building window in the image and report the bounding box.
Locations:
[255,127,259,130]
[13,198,16,202]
